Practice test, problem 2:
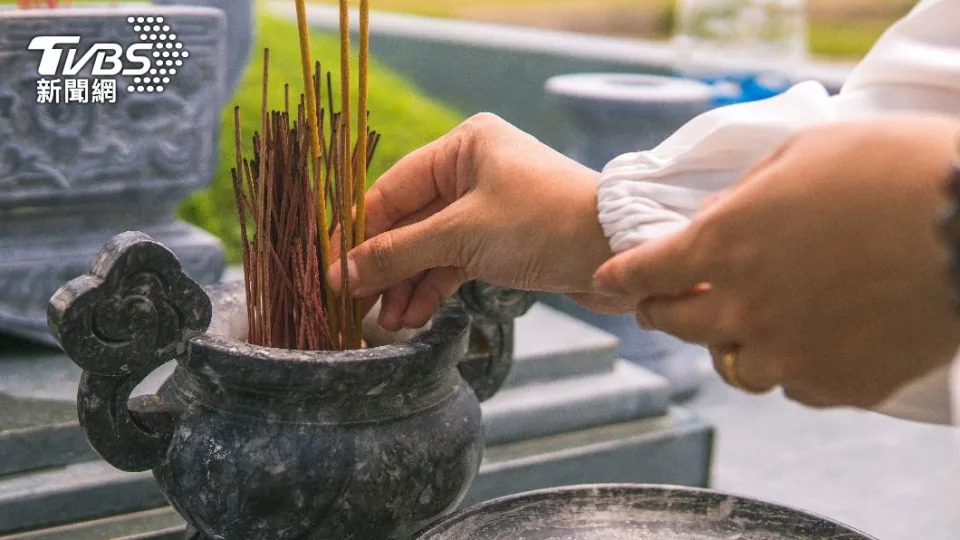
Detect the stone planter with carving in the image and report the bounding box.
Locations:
[0,3,252,344]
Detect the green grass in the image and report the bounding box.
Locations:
[177,13,464,263]
[807,19,894,59]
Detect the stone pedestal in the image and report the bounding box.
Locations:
[0,221,224,345]
[0,4,254,344]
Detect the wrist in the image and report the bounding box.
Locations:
[565,171,614,293]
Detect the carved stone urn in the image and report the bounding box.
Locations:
[48,232,535,539]
[0,2,253,344]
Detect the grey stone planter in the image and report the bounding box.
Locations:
[47,232,534,539]
[545,73,713,398]
[0,4,251,345]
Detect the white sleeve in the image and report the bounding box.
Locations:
[595,0,960,424]
[597,0,960,253]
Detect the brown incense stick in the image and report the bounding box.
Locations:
[294,0,339,349]
[232,51,335,350]
[232,4,380,352]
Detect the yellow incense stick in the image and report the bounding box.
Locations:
[337,0,357,347]
[353,0,370,346]
[294,0,340,348]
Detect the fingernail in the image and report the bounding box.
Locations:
[592,271,623,296]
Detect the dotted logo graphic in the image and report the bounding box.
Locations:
[126,16,189,93]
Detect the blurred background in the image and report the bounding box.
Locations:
[0,0,916,262]
[310,0,912,60]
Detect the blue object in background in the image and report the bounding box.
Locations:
[697,72,793,107]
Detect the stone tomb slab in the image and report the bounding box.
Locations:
[504,303,620,388]
[483,360,671,445]
[0,337,95,477]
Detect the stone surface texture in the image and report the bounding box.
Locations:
[0,6,236,344]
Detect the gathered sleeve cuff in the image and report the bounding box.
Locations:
[596,81,836,253]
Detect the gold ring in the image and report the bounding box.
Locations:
[719,349,766,395]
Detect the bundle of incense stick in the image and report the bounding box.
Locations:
[231,0,376,351]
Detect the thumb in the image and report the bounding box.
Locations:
[592,224,709,299]
[327,212,465,297]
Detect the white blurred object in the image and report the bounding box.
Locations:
[673,0,808,79]
[599,0,960,423]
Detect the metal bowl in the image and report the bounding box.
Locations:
[415,484,875,539]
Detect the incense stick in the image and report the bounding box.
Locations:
[232,4,380,352]
[353,0,371,346]
[232,50,336,350]
[294,0,340,348]
[336,0,358,348]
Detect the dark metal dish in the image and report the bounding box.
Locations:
[415,484,875,539]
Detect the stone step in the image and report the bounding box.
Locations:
[0,301,624,477]
[504,303,620,389]
[0,343,91,477]
[467,407,713,507]
[539,293,708,398]
[1,508,182,540]
[0,421,96,478]
[0,461,165,535]
[0,339,179,478]
[2,409,712,539]
[482,360,670,446]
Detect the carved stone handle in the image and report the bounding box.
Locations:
[48,232,212,472]
[455,282,537,401]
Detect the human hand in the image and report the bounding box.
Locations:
[327,113,614,330]
[593,116,960,408]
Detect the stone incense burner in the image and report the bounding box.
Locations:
[48,232,535,539]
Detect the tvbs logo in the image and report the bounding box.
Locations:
[28,36,152,77]
[29,16,189,104]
